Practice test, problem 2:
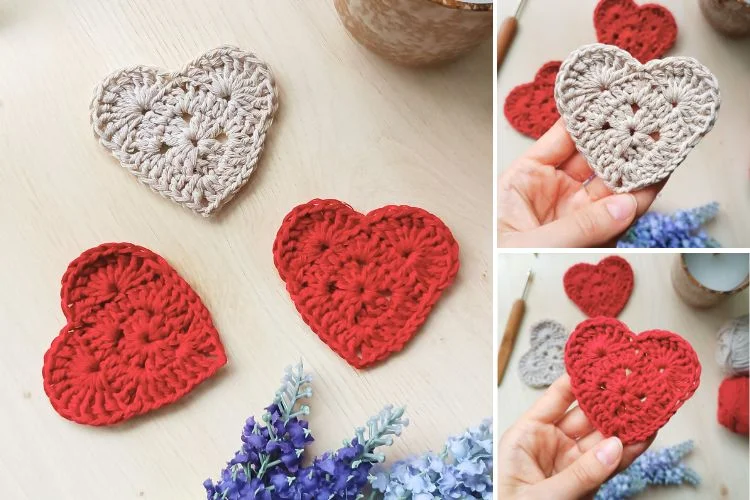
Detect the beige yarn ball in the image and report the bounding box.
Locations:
[716,314,749,375]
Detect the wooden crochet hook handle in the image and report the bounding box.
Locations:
[496,16,517,70]
[498,268,532,386]
[497,0,526,71]
[497,299,525,385]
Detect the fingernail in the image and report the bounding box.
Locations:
[596,437,623,466]
[606,194,637,220]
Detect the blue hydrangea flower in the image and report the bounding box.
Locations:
[370,418,493,499]
[204,362,407,499]
[617,202,720,248]
[596,440,700,500]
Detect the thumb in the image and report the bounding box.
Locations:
[511,194,638,248]
[541,437,623,500]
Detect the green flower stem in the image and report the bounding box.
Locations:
[352,405,408,468]
[274,361,312,423]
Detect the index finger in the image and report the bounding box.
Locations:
[523,119,577,167]
[522,373,576,423]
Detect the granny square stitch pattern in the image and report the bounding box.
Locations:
[273,199,459,369]
[518,320,568,388]
[594,0,677,63]
[565,317,701,444]
[91,46,278,217]
[504,0,678,139]
[564,256,634,318]
[43,243,226,426]
[555,44,720,193]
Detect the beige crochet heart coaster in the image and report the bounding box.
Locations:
[518,320,568,388]
[91,46,278,216]
[555,44,720,193]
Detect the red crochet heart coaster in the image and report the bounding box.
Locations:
[273,199,459,369]
[43,243,226,426]
[594,0,678,63]
[504,61,562,139]
[565,317,701,444]
[564,256,634,318]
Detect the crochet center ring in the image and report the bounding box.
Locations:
[565,317,700,444]
[273,199,459,369]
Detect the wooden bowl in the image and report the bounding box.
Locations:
[700,0,750,37]
[334,0,493,66]
[672,254,749,308]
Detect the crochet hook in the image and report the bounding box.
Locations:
[497,0,527,71]
[497,268,533,386]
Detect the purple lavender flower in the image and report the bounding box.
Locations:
[595,440,700,500]
[204,363,406,500]
[287,444,372,498]
[282,406,408,498]
[617,203,720,248]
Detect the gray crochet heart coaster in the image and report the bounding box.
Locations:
[555,44,720,193]
[518,320,568,388]
[91,46,278,217]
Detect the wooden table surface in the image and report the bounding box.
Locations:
[496,253,750,500]
[497,0,750,247]
[0,1,493,498]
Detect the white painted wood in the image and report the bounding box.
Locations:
[0,1,493,497]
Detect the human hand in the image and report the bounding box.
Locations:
[498,119,665,248]
[497,374,655,500]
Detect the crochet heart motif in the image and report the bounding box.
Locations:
[43,243,226,426]
[504,61,562,140]
[504,0,677,139]
[564,256,634,318]
[594,0,677,63]
[518,320,568,388]
[273,199,459,369]
[91,46,278,217]
[565,317,701,444]
[555,44,720,193]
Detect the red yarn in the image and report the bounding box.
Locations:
[503,61,562,140]
[718,375,749,435]
[565,317,701,444]
[42,243,226,426]
[564,256,634,318]
[594,0,678,63]
[273,199,459,369]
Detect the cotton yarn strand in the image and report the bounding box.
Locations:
[716,314,749,375]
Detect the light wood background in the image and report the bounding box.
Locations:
[497,0,750,247]
[496,253,750,500]
[0,1,493,498]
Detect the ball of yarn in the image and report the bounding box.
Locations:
[716,314,749,375]
[717,375,749,435]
